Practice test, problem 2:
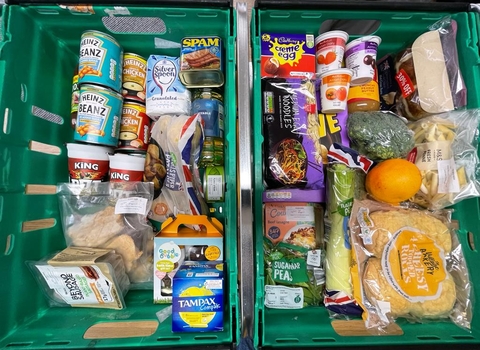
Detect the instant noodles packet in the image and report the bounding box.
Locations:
[262,78,325,190]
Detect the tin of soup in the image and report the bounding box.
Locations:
[179,36,224,88]
[118,102,150,151]
[74,84,123,147]
[78,30,123,92]
[122,53,147,103]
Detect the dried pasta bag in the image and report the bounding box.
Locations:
[57,182,155,285]
[407,109,480,209]
[349,199,472,333]
[262,78,324,190]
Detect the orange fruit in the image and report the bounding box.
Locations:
[365,158,422,204]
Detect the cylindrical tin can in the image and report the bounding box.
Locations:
[74,84,123,147]
[203,165,225,202]
[78,30,123,92]
[71,66,79,129]
[192,87,224,138]
[122,53,147,103]
[118,102,150,152]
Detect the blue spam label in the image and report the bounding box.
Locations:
[79,31,123,92]
[172,262,224,332]
[74,85,123,147]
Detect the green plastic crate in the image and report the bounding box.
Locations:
[252,7,480,349]
[0,4,237,349]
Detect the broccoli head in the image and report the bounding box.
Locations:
[347,111,415,161]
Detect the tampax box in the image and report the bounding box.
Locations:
[172,261,224,333]
[154,214,223,304]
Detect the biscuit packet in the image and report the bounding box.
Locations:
[349,199,472,333]
[57,182,155,286]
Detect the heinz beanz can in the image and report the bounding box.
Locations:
[122,53,147,103]
[74,84,123,147]
[79,30,123,92]
[119,102,150,151]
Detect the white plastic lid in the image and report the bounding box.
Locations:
[109,153,145,171]
[319,68,353,79]
[345,35,382,52]
[66,143,112,161]
[315,30,349,45]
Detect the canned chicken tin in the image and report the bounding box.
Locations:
[78,30,123,92]
[119,102,150,151]
[122,53,147,103]
[74,84,123,147]
[179,36,224,88]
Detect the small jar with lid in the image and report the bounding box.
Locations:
[347,67,380,113]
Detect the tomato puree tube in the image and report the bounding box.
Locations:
[315,31,349,75]
[319,68,353,114]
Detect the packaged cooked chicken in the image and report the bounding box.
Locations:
[349,199,472,333]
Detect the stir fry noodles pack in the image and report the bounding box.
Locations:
[262,78,325,190]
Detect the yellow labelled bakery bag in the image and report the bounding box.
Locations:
[27,247,130,310]
[349,199,472,333]
[154,215,223,304]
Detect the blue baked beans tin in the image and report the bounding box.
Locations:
[78,30,123,92]
[74,84,123,147]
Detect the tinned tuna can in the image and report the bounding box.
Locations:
[118,102,150,152]
[74,84,123,147]
[122,53,147,103]
[78,30,123,92]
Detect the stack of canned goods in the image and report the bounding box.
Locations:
[68,30,150,184]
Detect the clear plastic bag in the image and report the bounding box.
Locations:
[347,111,415,161]
[147,114,208,224]
[27,247,130,310]
[349,199,472,333]
[57,182,154,285]
[395,17,467,120]
[407,109,480,209]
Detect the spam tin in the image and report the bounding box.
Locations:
[74,84,123,147]
[118,102,150,151]
[179,36,224,88]
[79,30,123,92]
[122,53,147,103]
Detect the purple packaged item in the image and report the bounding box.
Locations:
[262,78,325,190]
[260,33,316,79]
[263,188,325,203]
